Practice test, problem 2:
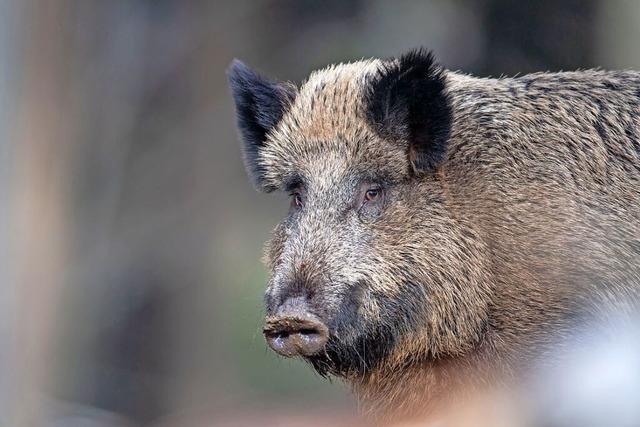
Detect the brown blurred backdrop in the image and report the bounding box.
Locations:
[2,1,640,426]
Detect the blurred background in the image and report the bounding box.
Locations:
[2,1,640,426]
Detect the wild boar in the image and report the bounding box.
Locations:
[227,49,640,419]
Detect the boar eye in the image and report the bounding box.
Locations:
[290,192,303,209]
[358,184,384,221]
[364,188,382,202]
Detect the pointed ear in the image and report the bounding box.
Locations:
[227,60,297,190]
[366,49,452,174]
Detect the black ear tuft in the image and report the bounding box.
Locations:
[227,60,297,190]
[366,48,452,173]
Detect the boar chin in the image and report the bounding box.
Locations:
[306,326,398,378]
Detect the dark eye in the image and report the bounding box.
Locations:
[291,192,303,209]
[364,188,382,202]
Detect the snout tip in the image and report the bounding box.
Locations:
[263,313,329,357]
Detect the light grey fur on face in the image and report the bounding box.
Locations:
[260,60,412,190]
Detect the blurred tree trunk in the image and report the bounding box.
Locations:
[0,0,21,424]
[10,1,75,424]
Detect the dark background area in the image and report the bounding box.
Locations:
[1,1,639,426]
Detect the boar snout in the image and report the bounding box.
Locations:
[263,296,328,357]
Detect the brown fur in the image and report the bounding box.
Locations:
[228,51,640,422]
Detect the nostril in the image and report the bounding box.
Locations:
[269,330,290,339]
[264,327,319,341]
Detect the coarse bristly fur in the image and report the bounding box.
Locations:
[227,48,640,421]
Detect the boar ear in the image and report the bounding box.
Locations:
[366,49,452,173]
[227,60,297,190]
